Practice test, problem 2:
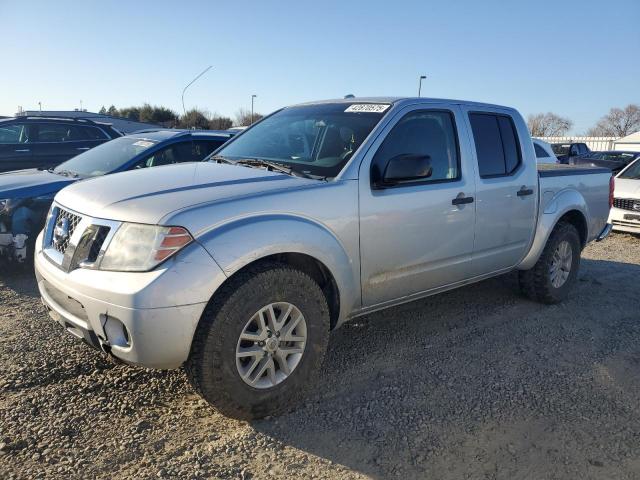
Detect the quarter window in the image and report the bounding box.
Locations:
[81,126,108,140]
[371,110,460,184]
[469,113,521,177]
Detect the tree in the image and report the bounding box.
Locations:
[527,112,573,137]
[209,115,233,130]
[587,104,640,137]
[106,105,118,116]
[118,106,141,121]
[179,108,210,129]
[98,106,107,114]
[235,108,263,127]
[138,103,178,125]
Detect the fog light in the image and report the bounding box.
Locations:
[102,315,131,348]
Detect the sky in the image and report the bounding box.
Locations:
[1,0,638,134]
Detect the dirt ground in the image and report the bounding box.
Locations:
[1,233,639,480]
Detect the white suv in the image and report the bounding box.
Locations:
[609,157,640,233]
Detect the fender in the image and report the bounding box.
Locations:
[518,189,589,270]
[196,213,359,323]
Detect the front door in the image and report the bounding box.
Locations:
[0,122,33,172]
[359,105,477,307]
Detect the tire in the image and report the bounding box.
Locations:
[518,222,581,304]
[185,262,330,419]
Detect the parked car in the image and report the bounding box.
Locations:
[552,142,590,163]
[608,157,640,234]
[0,129,233,263]
[34,97,612,419]
[568,150,640,174]
[0,116,122,172]
[533,138,558,164]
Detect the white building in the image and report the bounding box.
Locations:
[613,131,640,152]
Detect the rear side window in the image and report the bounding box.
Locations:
[534,143,549,158]
[35,124,86,142]
[469,113,521,178]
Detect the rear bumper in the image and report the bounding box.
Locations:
[34,232,227,369]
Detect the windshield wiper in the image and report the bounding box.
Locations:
[210,155,237,165]
[233,158,318,179]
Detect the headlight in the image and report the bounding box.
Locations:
[99,223,193,272]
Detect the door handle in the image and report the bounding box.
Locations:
[14,148,30,152]
[517,187,534,197]
[452,196,474,205]
[76,147,90,151]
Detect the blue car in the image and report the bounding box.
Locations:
[0,129,233,263]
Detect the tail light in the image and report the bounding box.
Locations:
[609,175,615,209]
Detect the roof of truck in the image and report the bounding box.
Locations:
[293,97,514,110]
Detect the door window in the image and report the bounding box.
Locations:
[193,140,225,160]
[469,113,521,177]
[35,124,86,142]
[0,123,29,143]
[134,141,204,169]
[371,110,460,184]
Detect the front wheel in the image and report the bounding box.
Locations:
[185,262,330,419]
[519,222,581,304]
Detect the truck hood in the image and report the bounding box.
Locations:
[55,162,318,224]
[0,168,75,199]
[614,178,640,197]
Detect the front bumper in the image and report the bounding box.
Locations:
[609,207,640,234]
[35,232,228,369]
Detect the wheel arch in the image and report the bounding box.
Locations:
[197,214,359,328]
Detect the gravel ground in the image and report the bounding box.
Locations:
[1,233,640,480]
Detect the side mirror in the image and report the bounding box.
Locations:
[376,153,432,187]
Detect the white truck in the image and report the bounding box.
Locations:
[35,97,613,418]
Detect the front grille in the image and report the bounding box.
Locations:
[613,198,640,211]
[51,208,82,254]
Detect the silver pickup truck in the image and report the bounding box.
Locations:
[34,98,613,419]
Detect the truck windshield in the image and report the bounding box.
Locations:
[619,160,640,180]
[53,137,158,177]
[213,103,389,178]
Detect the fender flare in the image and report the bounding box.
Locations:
[196,214,359,322]
[518,189,589,270]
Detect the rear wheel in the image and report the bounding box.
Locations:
[185,262,330,419]
[519,222,581,304]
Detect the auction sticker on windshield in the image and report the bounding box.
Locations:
[345,104,390,113]
[133,140,155,148]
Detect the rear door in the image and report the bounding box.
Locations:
[359,104,477,307]
[0,122,34,172]
[462,107,538,275]
[30,123,95,168]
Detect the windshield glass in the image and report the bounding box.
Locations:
[214,103,389,178]
[619,159,640,180]
[552,144,570,156]
[54,137,158,177]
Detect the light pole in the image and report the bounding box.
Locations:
[251,94,257,124]
[418,75,427,97]
[181,65,213,116]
